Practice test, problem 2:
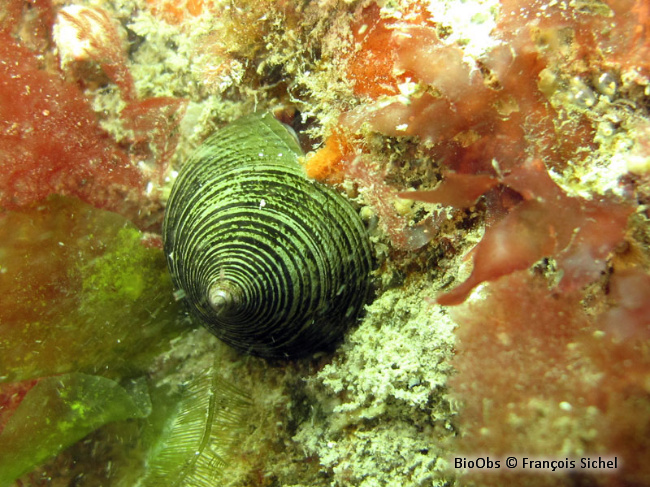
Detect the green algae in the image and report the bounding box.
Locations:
[140,365,251,487]
[0,196,256,485]
[82,227,151,303]
[0,373,151,487]
[0,196,188,383]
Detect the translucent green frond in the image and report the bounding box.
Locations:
[0,374,151,487]
[140,367,251,487]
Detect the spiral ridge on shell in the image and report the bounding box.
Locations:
[163,112,372,359]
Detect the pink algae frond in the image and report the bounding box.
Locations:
[403,160,633,305]
[399,173,499,209]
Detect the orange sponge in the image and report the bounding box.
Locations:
[303,131,351,183]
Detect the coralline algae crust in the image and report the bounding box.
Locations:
[293,280,457,486]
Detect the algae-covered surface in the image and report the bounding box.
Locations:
[1,0,650,486]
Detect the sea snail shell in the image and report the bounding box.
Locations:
[163,112,372,359]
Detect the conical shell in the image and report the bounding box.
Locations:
[163,112,372,359]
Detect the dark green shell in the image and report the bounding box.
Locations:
[163,112,372,359]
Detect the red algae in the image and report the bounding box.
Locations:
[346,3,437,99]
[588,271,650,483]
[0,0,55,53]
[346,4,401,99]
[121,97,188,185]
[340,23,567,176]
[400,173,499,209]
[450,271,648,485]
[451,273,589,449]
[437,199,558,306]
[450,269,650,485]
[0,3,188,231]
[402,160,633,305]
[347,156,439,251]
[393,26,473,102]
[337,4,649,476]
[0,33,144,213]
[329,0,618,273]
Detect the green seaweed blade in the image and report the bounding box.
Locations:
[0,374,151,487]
[139,366,251,487]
